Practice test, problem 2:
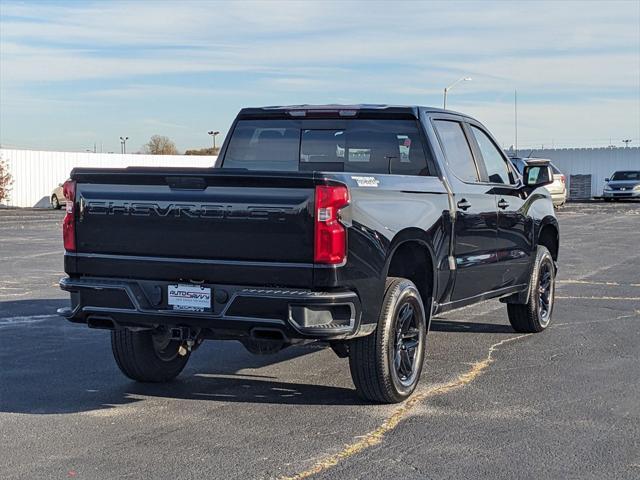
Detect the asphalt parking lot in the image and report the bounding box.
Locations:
[1,202,639,480]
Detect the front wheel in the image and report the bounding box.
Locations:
[507,246,555,333]
[349,277,427,403]
[111,328,190,382]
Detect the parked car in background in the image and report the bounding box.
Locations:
[602,170,640,201]
[510,157,567,207]
[50,183,67,209]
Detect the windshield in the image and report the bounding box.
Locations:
[611,171,640,181]
[222,119,431,175]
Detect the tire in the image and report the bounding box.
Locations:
[51,195,61,209]
[111,328,190,382]
[507,246,555,333]
[349,277,427,403]
[604,198,612,202]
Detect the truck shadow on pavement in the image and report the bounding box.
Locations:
[1,300,515,415]
[0,298,68,319]
[126,371,362,407]
[430,319,515,333]
[0,299,363,414]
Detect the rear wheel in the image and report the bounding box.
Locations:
[111,328,190,382]
[349,277,427,403]
[507,246,555,333]
[51,195,61,209]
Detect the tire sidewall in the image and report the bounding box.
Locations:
[381,280,427,399]
[533,247,555,330]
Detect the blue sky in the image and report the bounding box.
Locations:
[1,0,639,153]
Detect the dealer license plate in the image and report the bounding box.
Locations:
[168,284,211,311]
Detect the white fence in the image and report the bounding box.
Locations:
[516,147,640,198]
[2,146,638,207]
[1,149,217,208]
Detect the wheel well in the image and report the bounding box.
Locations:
[387,242,434,310]
[538,224,559,261]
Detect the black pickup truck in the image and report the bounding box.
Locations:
[59,105,559,403]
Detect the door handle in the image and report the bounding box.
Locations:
[457,199,471,211]
[498,198,510,209]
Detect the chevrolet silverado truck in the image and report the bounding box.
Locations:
[58,105,559,403]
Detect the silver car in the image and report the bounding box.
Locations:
[50,183,67,209]
[510,157,567,207]
[546,163,567,207]
[602,170,640,201]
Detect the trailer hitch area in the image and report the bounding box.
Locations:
[169,327,203,356]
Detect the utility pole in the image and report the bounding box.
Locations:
[119,136,129,154]
[514,89,518,157]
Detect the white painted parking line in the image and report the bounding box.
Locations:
[0,314,58,328]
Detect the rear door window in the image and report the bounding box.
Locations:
[433,120,479,182]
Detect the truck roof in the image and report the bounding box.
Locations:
[237,104,472,119]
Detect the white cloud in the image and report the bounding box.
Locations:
[2,0,638,87]
[458,97,640,149]
[1,0,638,149]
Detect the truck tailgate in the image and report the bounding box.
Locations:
[72,168,315,264]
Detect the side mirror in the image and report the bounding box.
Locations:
[523,164,553,188]
[604,178,610,182]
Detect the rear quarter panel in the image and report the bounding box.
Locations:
[314,173,451,330]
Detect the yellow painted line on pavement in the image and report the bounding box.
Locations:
[557,279,640,287]
[279,334,531,480]
[556,295,640,301]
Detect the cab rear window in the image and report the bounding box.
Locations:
[222,119,432,176]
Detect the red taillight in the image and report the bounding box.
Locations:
[314,185,349,264]
[62,180,76,251]
[560,174,566,184]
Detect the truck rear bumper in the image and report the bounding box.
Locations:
[59,276,363,341]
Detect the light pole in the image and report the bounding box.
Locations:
[119,136,128,154]
[514,89,518,156]
[208,131,220,151]
[443,77,472,109]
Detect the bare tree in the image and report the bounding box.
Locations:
[143,135,179,155]
[0,154,13,203]
[185,147,219,155]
